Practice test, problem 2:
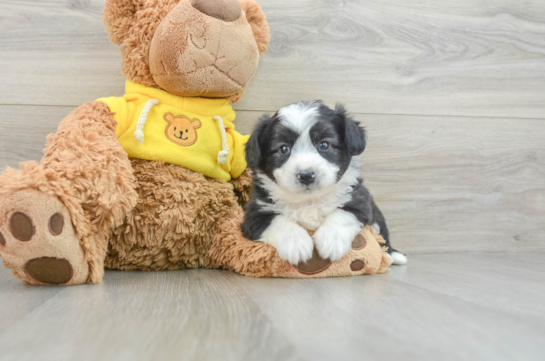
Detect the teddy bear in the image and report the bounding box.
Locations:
[0,0,390,286]
[0,0,269,285]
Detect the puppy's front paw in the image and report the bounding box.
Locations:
[313,226,353,261]
[262,223,314,265]
[276,230,314,265]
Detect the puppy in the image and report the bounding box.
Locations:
[241,100,407,266]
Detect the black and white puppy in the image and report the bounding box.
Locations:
[241,100,407,266]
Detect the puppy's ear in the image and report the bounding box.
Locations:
[245,114,272,170]
[336,103,366,155]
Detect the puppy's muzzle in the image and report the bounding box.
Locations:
[298,169,316,185]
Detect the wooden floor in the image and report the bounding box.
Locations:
[0,253,544,361]
[1,1,545,360]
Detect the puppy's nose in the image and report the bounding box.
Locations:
[298,170,316,185]
[191,0,242,22]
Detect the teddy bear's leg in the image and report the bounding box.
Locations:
[0,102,137,285]
[106,160,240,271]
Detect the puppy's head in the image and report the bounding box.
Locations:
[245,101,366,193]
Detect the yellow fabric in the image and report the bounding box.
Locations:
[97,81,249,180]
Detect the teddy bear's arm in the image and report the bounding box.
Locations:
[96,96,132,137]
[0,101,138,285]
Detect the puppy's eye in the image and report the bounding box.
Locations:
[174,127,177,131]
[319,141,330,150]
[280,145,291,155]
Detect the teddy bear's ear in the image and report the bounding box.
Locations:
[163,113,174,123]
[191,119,202,129]
[240,0,270,54]
[103,0,142,45]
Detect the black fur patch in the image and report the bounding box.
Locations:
[341,177,392,250]
[307,103,365,180]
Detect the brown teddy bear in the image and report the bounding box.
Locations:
[0,0,389,286]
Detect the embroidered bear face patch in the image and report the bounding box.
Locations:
[163,113,201,146]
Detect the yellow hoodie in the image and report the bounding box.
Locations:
[97,81,248,181]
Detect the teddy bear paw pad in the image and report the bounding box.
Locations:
[351,234,367,250]
[10,212,35,241]
[350,259,366,271]
[25,257,73,285]
[0,190,89,285]
[294,248,332,275]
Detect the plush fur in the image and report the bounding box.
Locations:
[105,159,242,271]
[0,0,268,285]
[242,101,405,265]
[103,0,269,102]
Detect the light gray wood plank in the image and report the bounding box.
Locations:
[0,0,126,105]
[2,106,544,254]
[240,0,545,118]
[0,105,74,168]
[357,113,545,254]
[0,266,64,335]
[1,0,545,118]
[0,266,304,361]
[234,261,545,361]
[1,253,544,361]
[390,252,545,318]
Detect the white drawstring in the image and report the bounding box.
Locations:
[213,115,229,164]
[133,98,159,144]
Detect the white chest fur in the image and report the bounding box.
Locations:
[279,201,341,231]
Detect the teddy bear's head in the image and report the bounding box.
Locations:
[103,0,270,102]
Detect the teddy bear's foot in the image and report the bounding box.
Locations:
[0,189,89,285]
[208,208,392,278]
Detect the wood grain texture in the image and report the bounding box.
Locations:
[0,253,544,361]
[1,106,544,254]
[357,113,545,254]
[241,0,545,118]
[0,0,545,117]
[0,105,72,168]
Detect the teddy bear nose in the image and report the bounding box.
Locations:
[191,0,241,22]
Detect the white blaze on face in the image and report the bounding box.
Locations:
[273,102,340,193]
[278,101,320,133]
